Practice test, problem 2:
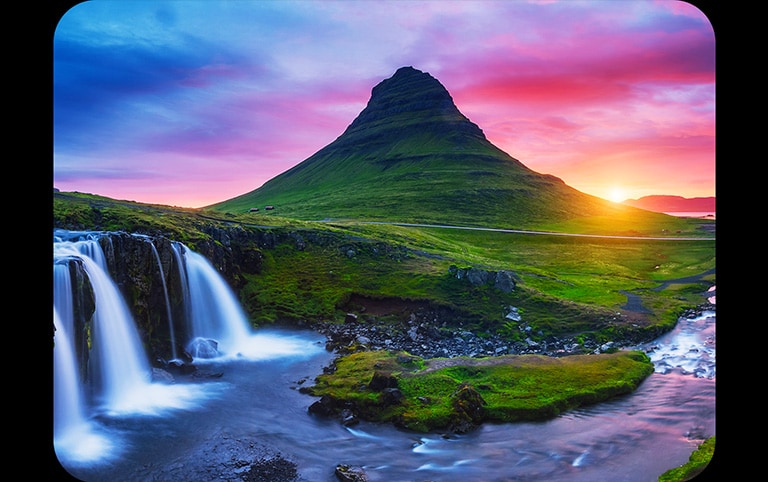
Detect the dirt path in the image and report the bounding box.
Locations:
[420,353,554,373]
[620,268,715,313]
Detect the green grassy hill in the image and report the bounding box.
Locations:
[53,66,714,347]
[54,190,715,343]
[205,67,661,230]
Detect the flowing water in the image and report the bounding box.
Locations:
[53,230,715,481]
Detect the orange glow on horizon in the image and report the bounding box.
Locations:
[607,187,626,203]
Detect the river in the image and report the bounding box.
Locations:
[55,308,715,482]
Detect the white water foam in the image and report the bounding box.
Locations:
[643,311,716,378]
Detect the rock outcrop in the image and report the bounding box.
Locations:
[335,463,368,482]
[339,66,487,145]
[57,230,254,365]
[449,382,487,433]
[448,265,518,293]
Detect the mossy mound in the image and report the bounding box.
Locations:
[305,349,654,433]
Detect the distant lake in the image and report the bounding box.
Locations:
[665,211,715,219]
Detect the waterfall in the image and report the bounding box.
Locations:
[54,305,119,465]
[171,241,190,335]
[53,230,225,465]
[52,229,329,470]
[172,241,307,361]
[87,252,153,412]
[53,306,88,439]
[175,244,252,358]
[53,235,153,414]
[147,240,177,359]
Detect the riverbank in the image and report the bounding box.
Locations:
[310,299,716,360]
[56,302,715,482]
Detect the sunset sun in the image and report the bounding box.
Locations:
[608,187,625,203]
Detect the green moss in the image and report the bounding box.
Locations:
[658,436,716,481]
[306,350,654,432]
[54,191,715,344]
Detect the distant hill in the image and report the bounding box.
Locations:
[206,66,661,229]
[622,195,715,213]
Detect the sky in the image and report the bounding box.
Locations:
[52,0,716,209]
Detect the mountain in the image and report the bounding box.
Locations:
[622,195,715,213]
[207,66,647,228]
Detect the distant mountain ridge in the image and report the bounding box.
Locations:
[207,66,663,229]
[622,195,715,213]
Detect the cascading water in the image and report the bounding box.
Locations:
[53,229,318,469]
[53,234,153,414]
[53,306,87,441]
[54,304,117,466]
[147,239,177,359]
[53,231,200,465]
[87,254,154,413]
[173,240,313,361]
[175,244,255,359]
[54,228,714,481]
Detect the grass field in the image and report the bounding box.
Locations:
[54,191,715,342]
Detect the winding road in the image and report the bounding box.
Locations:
[198,213,715,241]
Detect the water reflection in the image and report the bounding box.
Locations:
[58,314,714,482]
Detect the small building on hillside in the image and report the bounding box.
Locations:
[265,205,275,210]
[249,207,259,212]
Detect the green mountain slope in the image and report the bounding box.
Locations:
[206,66,657,229]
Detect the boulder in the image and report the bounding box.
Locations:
[308,395,337,417]
[344,313,358,324]
[340,408,359,426]
[152,368,175,384]
[449,382,486,433]
[368,371,399,391]
[466,267,491,286]
[448,265,517,292]
[186,337,219,358]
[381,387,404,406]
[335,464,368,482]
[505,306,521,321]
[495,270,516,293]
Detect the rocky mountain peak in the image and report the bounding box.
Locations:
[341,66,485,139]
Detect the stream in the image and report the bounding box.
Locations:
[55,309,715,482]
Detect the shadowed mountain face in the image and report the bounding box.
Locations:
[622,195,715,213]
[209,66,629,227]
[338,65,490,150]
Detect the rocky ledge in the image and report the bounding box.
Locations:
[311,301,717,360]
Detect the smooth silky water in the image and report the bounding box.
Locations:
[53,230,715,481]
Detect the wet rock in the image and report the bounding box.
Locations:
[335,463,368,482]
[345,313,358,324]
[164,358,197,376]
[341,408,359,426]
[190,370,223,379]
[368,371,399,391]
[308,395,337,417]
[381,387,404,406]
[186,337,220,358]
[152,367,175,384]
[449,382,486,433]
[126,430,297,481]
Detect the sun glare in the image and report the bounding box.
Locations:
[608,187,625,203]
